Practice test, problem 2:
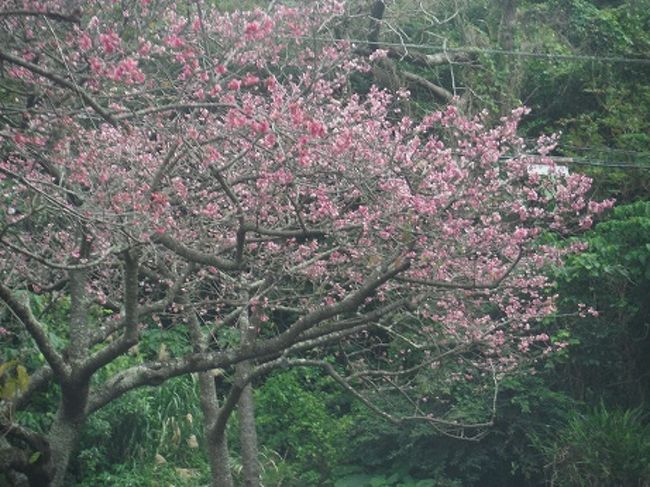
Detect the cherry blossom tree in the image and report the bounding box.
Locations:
[0,1,610,485]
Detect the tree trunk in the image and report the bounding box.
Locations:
[497,0,519,114]
[498,0,517,52]
[185,298,235,487]
[198,370,235,487]
[237,305,260,487]
[47,412,82,486]
[46,384,89,487]
[45,251,92,486]
[198,380,234,485]
[207,426,234,487]
[237,380,260,487]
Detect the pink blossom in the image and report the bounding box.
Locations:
[78,32,92,51]
[1,2,611,440]
[308,120,326,137]
[164,34,184,49]
[138,39,152,56]
[99,30,120,54]
[227,79,241,91]
[369,48,389,61]
[112,57,145,84]
[579,216,593,229]
[243,73,260,87]
[245,21,260,36]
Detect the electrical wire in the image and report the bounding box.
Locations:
[291,35,650,66]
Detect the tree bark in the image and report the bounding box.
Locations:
[237,382,260,487]
[368,0,385,51]
[43,375,90,486]
[497,0,518,114]
[207,425,234,487]
[201,371,235,487]
[44,239,93,486]
[498,0,517,52]
[236,300,260,487]
[196,368,235,486]
[185,296,235,487]
[46,406,85,487]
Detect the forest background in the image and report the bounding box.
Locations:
[1,0,649,486]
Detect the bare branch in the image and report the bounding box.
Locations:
[0,50,119,127]
[114,103,233,121]
[289,359,494,441]
[399,250,522,289]
[0,236,118,271]
[0,10,80,23]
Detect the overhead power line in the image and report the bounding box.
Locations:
[523,141,650,158]
[521,140,650,160]
[563,146,650,156]
[431,45,650,66]
[500,155,649,170]
[295,36,650,66]
[547,156,650,170]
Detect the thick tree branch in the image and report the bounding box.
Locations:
[241,223,327,238]
[0,283,69,380]
[263,255,411,353]
[0,419,50,457]
[79,251,140,378]
[153,233,242,271]
[86,347,236,413]
[296,297,412,343]
[86,257,410,413]
[403,71,453,102]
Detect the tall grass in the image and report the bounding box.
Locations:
[539,404,650,486]
[73,374,209,486]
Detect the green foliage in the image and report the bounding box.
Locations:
[563,0,636,53]
[5,3,649,485]
[254,367,352,485]
[338,363,576,487]
[74,461,208,487]
[70,375,208,485]
[519,1,650,199]
[0,360,29,401]
[556,201,650,406]
[536,404,650,486]
[334,465,439,487]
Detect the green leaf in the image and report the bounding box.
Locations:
[0,360,17,379]
[29,451,41,464]
[1,380,16,401]
[335,474,374,487]
[16,365,29,392]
